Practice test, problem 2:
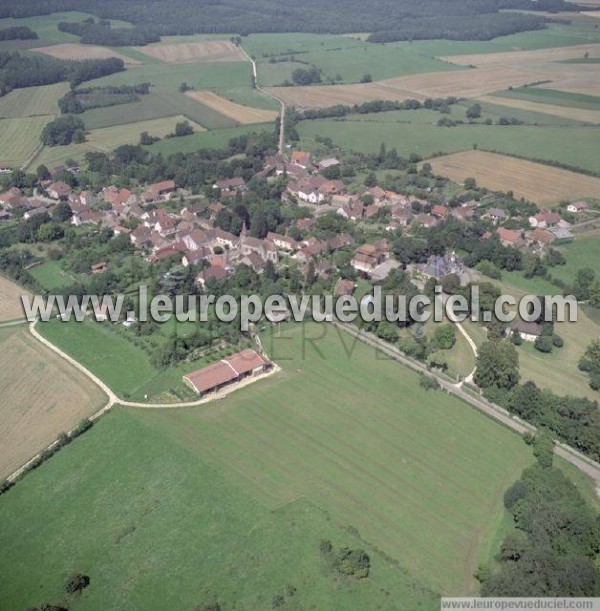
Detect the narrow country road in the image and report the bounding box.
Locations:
[239,44,286,155]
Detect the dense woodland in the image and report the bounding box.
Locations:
[482,458,600,596]
[57,18,159,46]
[0,0,583,39]
[0,26,37,40]
[0,52,124,96]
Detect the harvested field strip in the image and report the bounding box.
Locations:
[134,40,246,64]
[477,94,600,123]
[32,43,140,65]
[496,87,600,110]
[423,150,600,204]
[266,64,572,108]
[185,90,278,124]
[0,325,106,478]
[441,43,600,66]
[0,276,28,321]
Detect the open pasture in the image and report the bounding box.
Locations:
[298,119,600,173]
[134,40,246,64]
[423,150,600,204]
[0,323,535,609]
[185,90,278,124]
[0,325,106,479]
[32,43,140,65]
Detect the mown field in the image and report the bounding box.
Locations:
[0,83,68,119]
[0,325,106,479]
[81,92,239,130]
[0,323,537,610]
[297,119,600,173]
[424,150,600,204]
[0,116,51,168]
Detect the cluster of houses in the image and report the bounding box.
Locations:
[0,148,592,294]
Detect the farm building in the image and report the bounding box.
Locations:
[183,349,272,396]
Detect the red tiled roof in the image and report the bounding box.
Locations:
[183,349,270,393]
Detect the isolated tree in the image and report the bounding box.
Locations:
[360,73,372,83]
[464,177,477,190]
[36,164,51,181]
[474,340,520,390]
[466,103,482,119]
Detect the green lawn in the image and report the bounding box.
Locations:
[297,119,600,173]
[554,237,600,284]
[28,260,76,291]
[0,322,538,609]
[0,83,68,119]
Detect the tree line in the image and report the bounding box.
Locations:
[57,17,159,46]
[0,0,583,39]
[0,52,125,96]
[58,83,151,114]
[0,26,38,40]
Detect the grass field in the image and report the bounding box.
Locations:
[0,323,537,609]
[297,119,600,173]
[553,236,600,284]
[147,123,273,155]
[185,90,278,124]
[0,325,106,479]
[481,276,600,401]
[86,60,253,93]
[423,150,600,204]
[0,83,68,119]
[36,318,226,402]
[247,34,461,86]
[32,43,140,65]
[0,275,28,321]
[28,261,77,291]
[81,92,239,130]
[0,115,51,168]
[134,40,246,64]
[30,115,204,169]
